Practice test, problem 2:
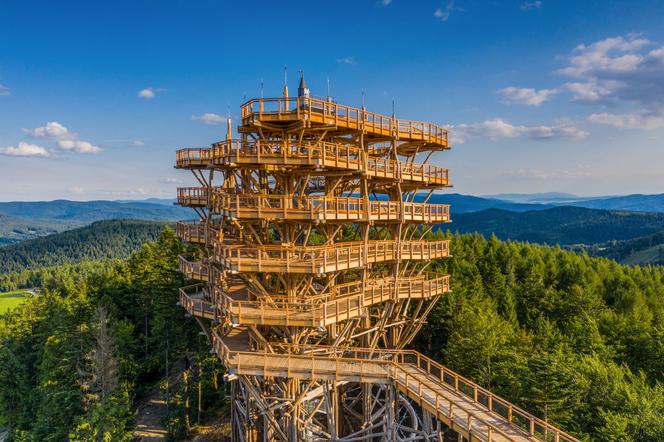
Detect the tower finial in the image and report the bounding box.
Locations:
[226,104,232,141]
[298,70,310,98]
[283,65,289,101]
[327,76,331,102]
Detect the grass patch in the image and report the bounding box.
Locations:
[0,290,29,314]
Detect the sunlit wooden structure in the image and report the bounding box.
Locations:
[175,75,578,442]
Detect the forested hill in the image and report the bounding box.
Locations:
[0,230,662,440]
[0,219,168,273]
[451,206,664,245]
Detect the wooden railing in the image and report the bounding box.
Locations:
[394,352,579,442]
[176,187,208,206]
[176,141,449,186]
[175,147,212,168]
[211,240,450,273]
[210,332,578,442]
[176,220,207,243]
[178,256,210,281]
[211,192,451,223]
[241,97,449,147]
[179,284,216,319]
[211,274,450,326]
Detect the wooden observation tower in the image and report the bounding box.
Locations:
[175,74,578,442]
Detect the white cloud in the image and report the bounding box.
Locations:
[24,121,72,139]
[138,87,156,99]
[381,0,392,5]
[68,186,85,194]
[434,1,454,21]
[520,1,542,11]
[24,121,102,154]
[192,113,225,125]
[0,142,50,157]
[133,139,145,147]
[0,84,10,96]
[337,56,356,65]
[57,139,101,154]
[588,111,664,130]
[498,87,558,106]
[558,35,664,107]
[451,118,588,144]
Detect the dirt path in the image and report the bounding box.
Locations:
[133,385,168,441]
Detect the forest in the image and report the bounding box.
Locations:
[0,228,662,440]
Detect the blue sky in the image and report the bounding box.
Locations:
[1,0,663,201]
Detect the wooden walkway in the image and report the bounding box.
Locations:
[212,240,450,273]
[179,274,450,327]
[211,331,578,442]
[240,97,449,150]
[210,193,450,224]
[175,141,449,188]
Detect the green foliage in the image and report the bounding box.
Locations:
[0,228,223,440]
[417,233,664,440]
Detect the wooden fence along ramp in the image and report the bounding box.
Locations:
[174,76,577,442]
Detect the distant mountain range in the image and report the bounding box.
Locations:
[449,206,664,246]
[0,199,189,245]
[483,192,664,212]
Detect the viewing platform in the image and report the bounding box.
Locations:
[175,141,450,188]
[176,220,207,244]
[178,256,210,282]
[212,330,578,442]
[211,239,450,274]
[176,187,208,207]
[211,193,451,224]
[240,97,449,150]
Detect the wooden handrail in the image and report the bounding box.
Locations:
[240,97,449,147]
[210,330,578,442]
[176,141,450,186]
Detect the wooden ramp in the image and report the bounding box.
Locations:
[212,330,578,442]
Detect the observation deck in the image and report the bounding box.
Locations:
[179,273,450,327]
[240,97,449,151]
[175,141,449,189]
[211,239,450,274]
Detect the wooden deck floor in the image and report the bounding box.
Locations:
[211,330,578,442]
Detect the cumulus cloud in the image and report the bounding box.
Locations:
[0,142,50,157]
[521,1,542,10]
[0,84,10,96]
[57,139,101,154]
[558,35,664,106]
[555,34,664,129]
[24,121,101,153]
[451,118,588,144]
[588,111,664,130]
[161,178,183,184]
[133,139,145,147]
[138,87,156,99]
[24,121,72,139]
[192,113,225,125]
[498,87,558,106]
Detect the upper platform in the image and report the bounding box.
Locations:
[240,97,449,152]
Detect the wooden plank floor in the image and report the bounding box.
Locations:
[396,364,539,442]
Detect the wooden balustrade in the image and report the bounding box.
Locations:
[211,192,451,223]
[210,331,578,442]
[175,147,212,168]
[210,274,450,327]
[176,220,207,244]
[240,97,449,148]
[176,187,208,207]
[179,284,216,319]
[178,256,210,282]
[211,240,450,273]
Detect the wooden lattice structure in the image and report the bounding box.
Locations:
[175,75,578,442]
